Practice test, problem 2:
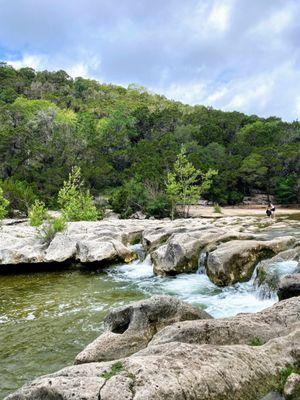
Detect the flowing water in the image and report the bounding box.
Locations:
[0,241,298,398]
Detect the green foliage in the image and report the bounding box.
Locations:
[274,176,300,204]
[249,337,264,346]
[29,200,48,226]
[1,179,37,213]
[110,178,171,218]
[0,62,299,212]
[278,365,300,393]
[101,362,124,380]
[213,204,222,214]
[37,216,66,246]
[58,166,98,221]
[0,186,9,219]
[145,192,171,218]
[166,146,217,218]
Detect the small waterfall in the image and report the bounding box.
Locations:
[107,247,299,318]
[254,260,298,300]
[197,251,208,274]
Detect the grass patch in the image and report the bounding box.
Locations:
[278,365,300,393]
[249,337,264,346]
[101,361,124,380]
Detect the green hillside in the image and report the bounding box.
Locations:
[0,62,299,217]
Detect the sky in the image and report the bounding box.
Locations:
[1,0,300,121]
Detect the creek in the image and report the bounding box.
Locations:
[0,239,298,398]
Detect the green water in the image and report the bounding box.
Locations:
[0,269,145,398]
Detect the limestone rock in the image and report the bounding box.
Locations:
[278,274,300,301]
[149,297,300,347]
[75,295,211,364]
[283,373,300,400]
[44,234,78,262]
[151,229,253,276]
[0,220,150,268]
[6,329,300,400]
[254,248,300,300]
[206,236,296,286]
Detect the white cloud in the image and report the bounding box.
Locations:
[7,54,48,70]
[155,60,300,120]
[158,82,207,105]
[252,4,294,36]
[2,0,300,120]
[7,52,101,79]
[207,0,232,32]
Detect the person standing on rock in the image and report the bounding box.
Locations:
[266,204,272,218]
[270,202,276,218]
[266,203,275,218]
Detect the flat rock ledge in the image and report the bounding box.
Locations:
[1,216,299,289]
[5,296,300,400]
[0,219,160,269]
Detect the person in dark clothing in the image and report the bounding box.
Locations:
[266,202,275,218]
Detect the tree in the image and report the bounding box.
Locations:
[166,146,217,219]
[58,166,99,221]
[239,153,268,189]
[0,186,9,219]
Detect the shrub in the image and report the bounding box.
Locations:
[58,166,98,221]
[110,178,171,218]
[0,187,9,219]
[145,193,171,218]
[213,204,222,214]
[278,365,300,393]
[1,179,37,214]
[249,337,264,346]
[110,179,147,218]
[37,216,66,246]
[29,200,48,226]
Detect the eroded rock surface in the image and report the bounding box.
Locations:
[206,236,296,286]
[151,229,253,276]
[1,216,299,287]
[283,373,300,400]
[6,329,300,400]
[149,297,300,347]
[278,274,300,301]
[0,220,158,269]
[75,295,210,364]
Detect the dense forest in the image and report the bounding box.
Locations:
[0,62,299,218]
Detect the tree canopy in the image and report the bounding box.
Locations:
[0,62,299,216]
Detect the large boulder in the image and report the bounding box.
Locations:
[278,274,300,301]
[0,220,151,269]
[283,373,300,400]
[255,247,300,297]
[0,223,44,266]
[6,329,300,400]
[206,236,296,286]
[75,295,211,364]
[151,230,253,276]
[149,297,300,347]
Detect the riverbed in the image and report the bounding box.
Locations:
[1,216,299,399]
[0,250,283,398]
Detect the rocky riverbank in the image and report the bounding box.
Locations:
[2,215,300,399]
[6,295,300,400]
[1,216,299,288]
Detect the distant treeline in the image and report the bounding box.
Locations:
[0,62,299,216]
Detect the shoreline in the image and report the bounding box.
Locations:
[187,205,300,218]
